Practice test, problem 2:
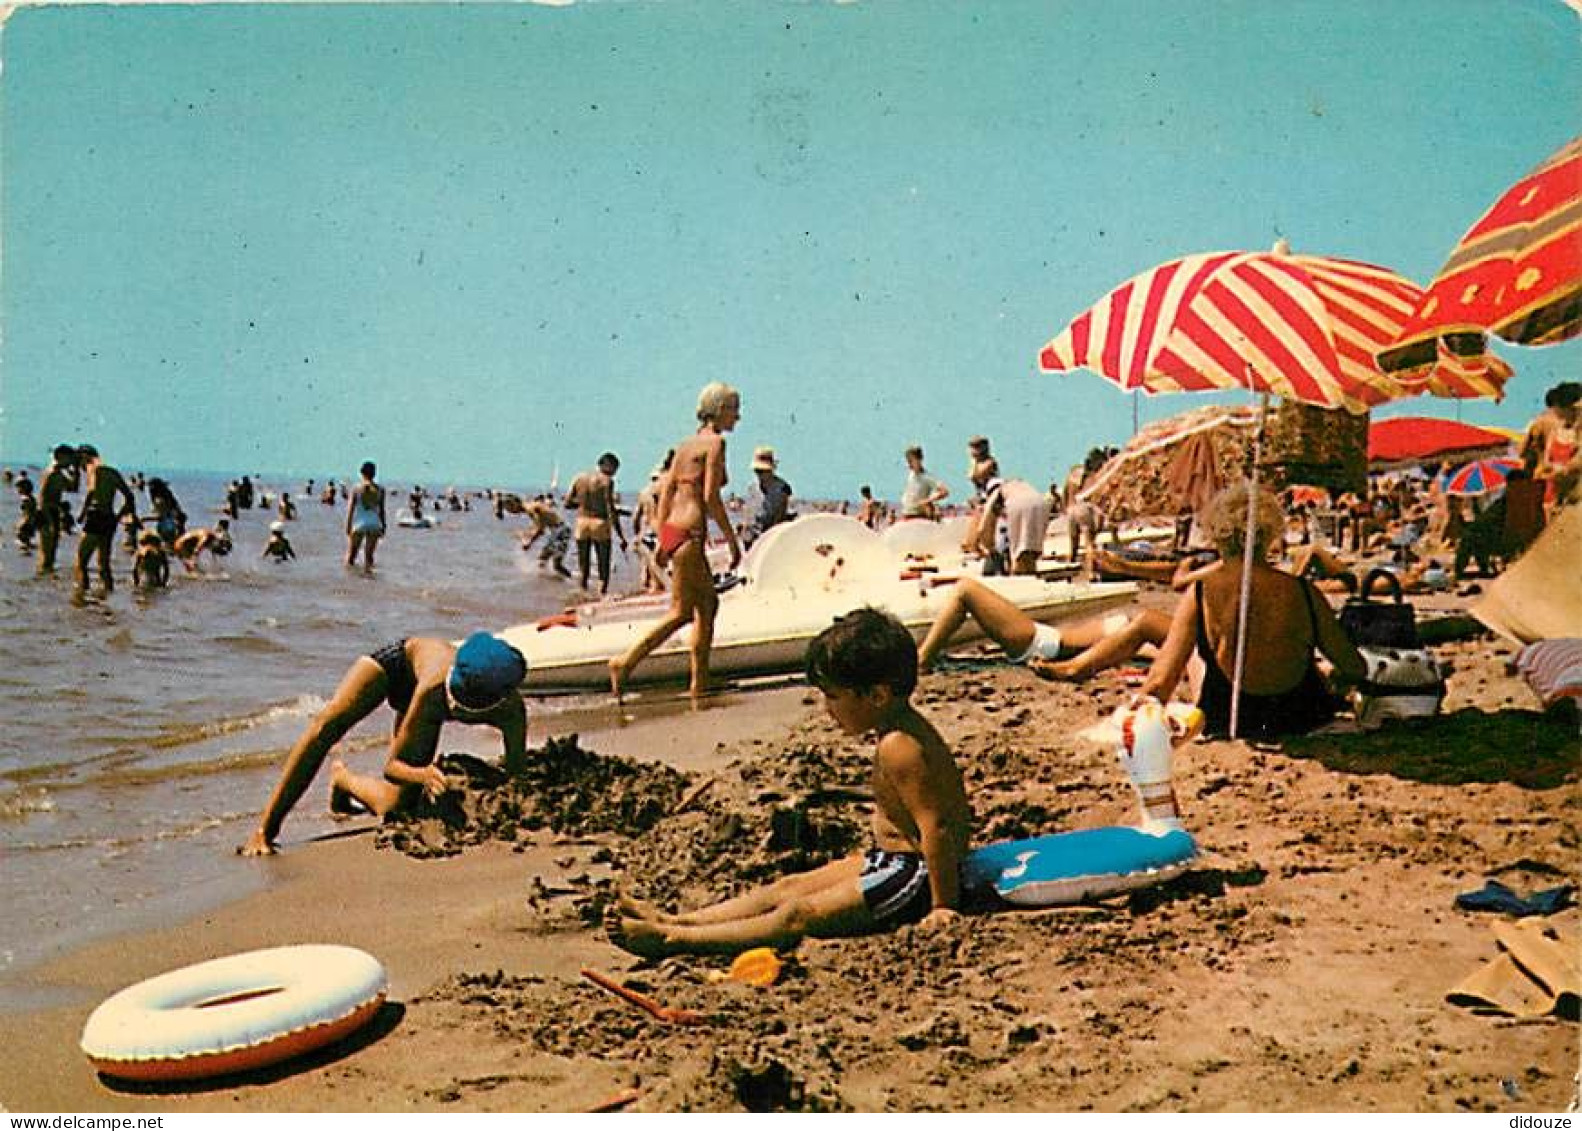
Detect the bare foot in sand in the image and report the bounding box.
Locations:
[1027,657,1083,682]
[688,678,727,710]
[328,759,367,818]
[617,891,672,924]
[605,912,671,958]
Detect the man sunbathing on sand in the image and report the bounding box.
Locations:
[608,607,971,956]
[240,632,528,856]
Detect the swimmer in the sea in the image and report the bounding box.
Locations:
[261,520,297,563]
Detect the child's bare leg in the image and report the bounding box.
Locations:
[328,759,370,816]
[345,532,363,568]
[610,856,871,957]
[328,759,406,817]
[240,658,387,855]
[918,577,1036,670]
[625,858,861,927]
[616,891,673,922]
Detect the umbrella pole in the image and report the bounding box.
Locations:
[1229,392,1270,740]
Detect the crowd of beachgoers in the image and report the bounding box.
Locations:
[5,379,1577,1113]
[11,379,1576,879]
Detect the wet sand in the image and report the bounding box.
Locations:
[1,600,1577,1113]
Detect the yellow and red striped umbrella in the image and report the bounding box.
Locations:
[1039,248,1442,413]
[1420,339,1514,402]
[1379,136,1582,377]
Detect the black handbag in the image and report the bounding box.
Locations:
[1339,568,1420,649]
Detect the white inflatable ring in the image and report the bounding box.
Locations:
[81,944,387,1082]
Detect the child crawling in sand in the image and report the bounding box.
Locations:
[609,607,972,956]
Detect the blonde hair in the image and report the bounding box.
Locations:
[696,382,741,423]
[1203,481,1285,560]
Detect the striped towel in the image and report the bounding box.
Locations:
[1515,639,1582,707]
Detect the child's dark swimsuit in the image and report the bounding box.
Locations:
[1193,579,1338,742]
[368,639,418,716]
[859,849,935,924]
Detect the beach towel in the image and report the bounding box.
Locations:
[1514,638,1582,709]
[1446,919,1580,1020]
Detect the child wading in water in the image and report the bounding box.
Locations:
[609,607,972,956]
[262,520,297,563]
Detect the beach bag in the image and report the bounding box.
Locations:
[1339,568,1420,649]
[1353,645,1446,727]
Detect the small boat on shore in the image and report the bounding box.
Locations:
[498,514,1138,692]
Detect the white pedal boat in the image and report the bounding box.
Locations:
[499,515,1138,693]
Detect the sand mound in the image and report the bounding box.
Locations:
[376,734,691,859]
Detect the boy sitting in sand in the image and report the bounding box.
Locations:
[609,607,971,956]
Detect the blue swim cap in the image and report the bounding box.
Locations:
[448,632,528,711]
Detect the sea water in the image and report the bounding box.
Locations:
[0,471,628,990]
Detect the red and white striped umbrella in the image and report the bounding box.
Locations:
[1038,248,1440,412]
[1036,242,1493,739]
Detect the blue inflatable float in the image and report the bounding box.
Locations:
[963,825,1198,907]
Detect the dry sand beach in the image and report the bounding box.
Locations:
[1,590,1576,1114]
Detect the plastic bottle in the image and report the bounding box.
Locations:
[1117,697,1195,831]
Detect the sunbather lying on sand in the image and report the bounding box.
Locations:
[608,608,971,956]
[915,576,1186,682]
[1090,545,1218,588]
[1287,542,1451,596]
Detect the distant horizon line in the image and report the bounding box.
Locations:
[0,458,875,504]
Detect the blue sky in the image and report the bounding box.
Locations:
[3,0,1578,497]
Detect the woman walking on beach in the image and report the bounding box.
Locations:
[345,460,387,574]
[608,383,743,705]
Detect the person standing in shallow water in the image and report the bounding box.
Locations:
[36,445,79,575]
[608,382,743,706]
[73,445,136,596]
[565,452,628,595]
[345,461,387,573]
